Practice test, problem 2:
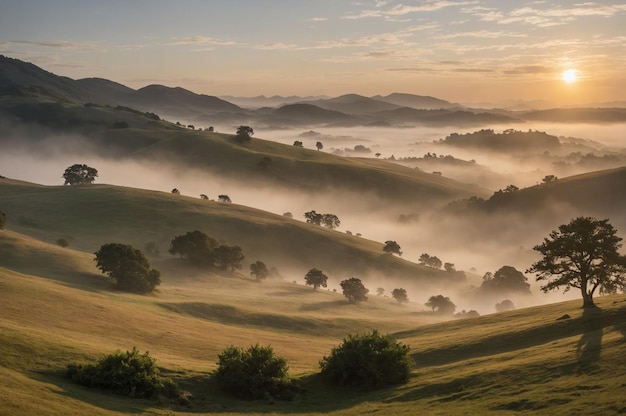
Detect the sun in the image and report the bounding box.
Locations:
[561,69,578,84]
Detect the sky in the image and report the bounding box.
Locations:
[1,0,625,106]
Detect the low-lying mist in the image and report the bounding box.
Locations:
[1,121,624,316]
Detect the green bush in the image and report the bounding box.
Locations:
[66,347,181,400]
[214,344,300,400]
[319,330,413,389]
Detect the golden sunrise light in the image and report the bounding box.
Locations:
[561,69,578,84]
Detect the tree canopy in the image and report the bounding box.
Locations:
[321,214,340,230]
[392,288,408,304]
[304,268,328,290]
[480,265,530,294]
[169,230,219,265]
[425,295,456,315]
[250,260,269,281]
[236,125,254,138]
[94,243,161,293]
[214,244,244,272]
[63,164,98,186]
[527,216,626,308]
[304,210,323,225]
[340,277,369,304]
[383,241,402,256]
[419,253,442,269]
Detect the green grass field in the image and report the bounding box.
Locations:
[1,187,625,414]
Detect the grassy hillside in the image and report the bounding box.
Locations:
[1,227,624,415]
[0,178,456,286]
[0,96,487,206]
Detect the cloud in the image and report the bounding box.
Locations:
[436,30,527,39]
[308,17,328,22]
[343,0,479,19]
[466,3,626,27]
[502,65,551,75]
[166,36,240,47]
[9,40,99,51]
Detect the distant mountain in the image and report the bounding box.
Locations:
[0,55,86,102]
[0,55,241,119]
[298,94,402,115]
[268,103,360,126]
[76,77,135,104]
[130,84,241,114]
[220,95,328,108]
[372,93,457,110]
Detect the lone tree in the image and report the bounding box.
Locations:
[480,265,531,294]
[319,330,413,389]
[94,243,161,293]
[63,164,98,185]
[236,125,254,142]
[304,268,328,290]
[392,288,409,304]
[527,216,626,308]
[250,260,269,281]
[340,277,369,304]
[425,295,456,315]
[383,240,402,256]
[218,194,232,203]
[316,141,324,151]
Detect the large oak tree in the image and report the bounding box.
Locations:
[527,217,626,308]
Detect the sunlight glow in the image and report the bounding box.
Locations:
[561,69,578,84]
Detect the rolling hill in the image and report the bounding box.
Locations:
[0,177,458,287]
[0,96,488,207]
[0,226,624,415]
[372,92,458,109]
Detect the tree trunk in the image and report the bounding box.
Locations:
[582,289,596,308]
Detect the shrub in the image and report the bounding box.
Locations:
[66,347,181,400]
[0,209,5,229]
[319,330,413,389]
[214,344,299,400]
[56,238,69,247]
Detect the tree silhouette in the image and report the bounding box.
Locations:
[383,241,402,256]
[63,164,98,186]
[392,288,408,304]
[316,141,323,151]
[527,216,626,308]
[250,260,269,281]
[340,277,369,304]
[304,268,328,290]
[94,243,160,293]
[425,295,456,315]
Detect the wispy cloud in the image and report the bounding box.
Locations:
[165,36,240,47]
[9,40,99,51]
[343,0,479,19]
[466,3,626,27]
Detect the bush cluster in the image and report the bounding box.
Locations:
[214,344,300,400]
[66,347,181,400]
[319,330,413,389]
